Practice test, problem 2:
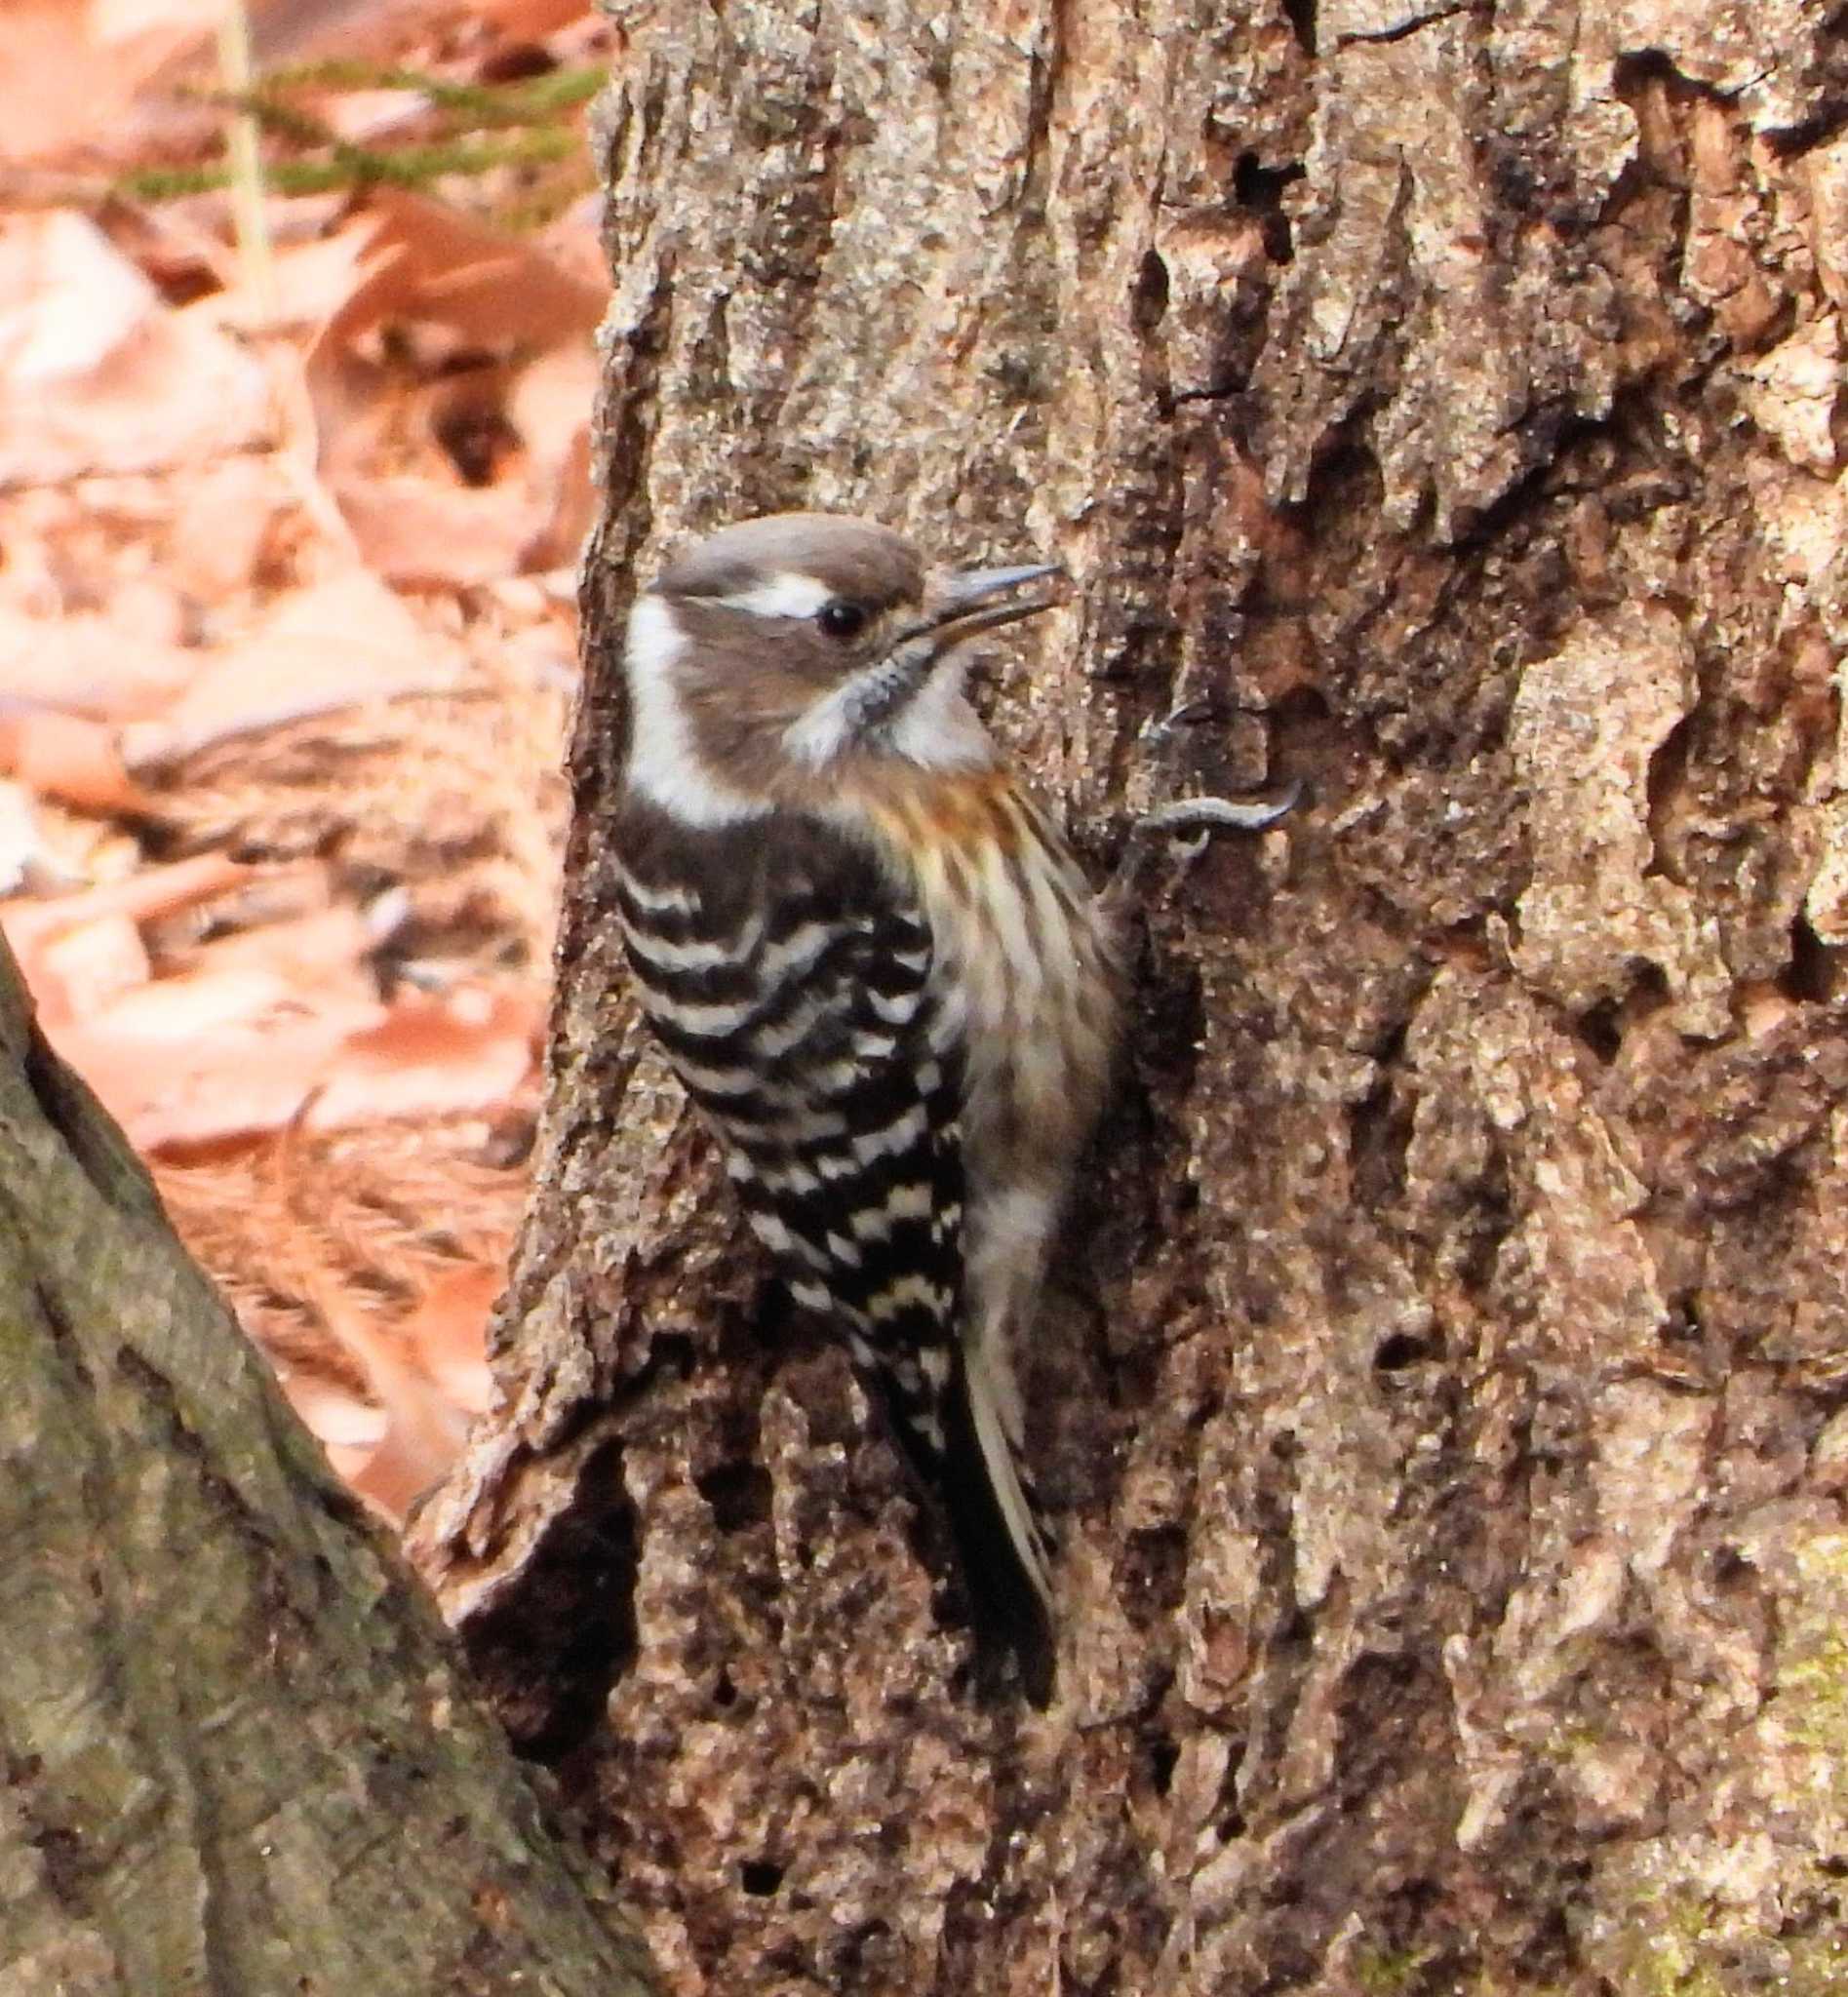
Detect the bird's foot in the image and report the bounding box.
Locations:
[1109,779,1301,907]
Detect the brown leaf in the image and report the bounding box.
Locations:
[317,187,605,362]
[0,604,196,721]
[166,457,293,605]
[30,913,149,1027]
[0,213,273,486]
[507,342,597,571]
[174,904,374,988]
[313,1289,474,1524]
[120,568,462,768]
[469,0,591,35]
[210,221,379,340]
[0,853,253,980]
[94,194,238,302]
[0,710,148,813]
[398,1263,498,1414]
[51,967,384,1151]
[305,986,540,1131]
[333,475,542,588]
[0,0,205,164]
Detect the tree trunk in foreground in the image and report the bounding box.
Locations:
[0,936,653,1994]
[414,3,1848,1991]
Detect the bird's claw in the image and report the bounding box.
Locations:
[1131,781,1303,843]
[1138,695,1216,753]
[1108,779,1301,908]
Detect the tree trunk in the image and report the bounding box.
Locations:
[0,937,654,1996]
[413,2,1848,1990]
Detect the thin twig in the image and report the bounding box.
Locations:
[216,0,275,318]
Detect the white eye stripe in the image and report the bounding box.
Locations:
[712,572,835,618]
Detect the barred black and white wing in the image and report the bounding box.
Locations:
[612,802,1051,1690]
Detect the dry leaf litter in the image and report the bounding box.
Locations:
[2,0,609,1516]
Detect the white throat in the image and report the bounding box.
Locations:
[886,656,1000,770]
[784,650,1000,773]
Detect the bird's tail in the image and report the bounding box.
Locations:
[943,1342,1056,1705]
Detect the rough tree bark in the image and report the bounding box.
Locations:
[413,2,1848,1991]
[0,935,654,1995]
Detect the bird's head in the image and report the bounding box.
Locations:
[621,512,1062,824]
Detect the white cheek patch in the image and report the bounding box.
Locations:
[623,595,769,826]
[714,571,834,619]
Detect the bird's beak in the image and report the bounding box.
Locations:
[925,561,1066,647]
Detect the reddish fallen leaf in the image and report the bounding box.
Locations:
[120,568,462,768]
[50,968,385,1151]
[0,213,273,486]
[0,603,197,722]
[30,913,149,1027]
[318,186,605,362]
[0,709,147,813]
[333,474,541,588]
[507,341,597,570]
[305,986,540,1131]
[174,904,374,988]
[398,1263,498,1414]
[0,852,253,973]
[165,457,292,606]
[210,221,378,340]
[44,967,537,1154]
[312,1287,474,1523]
[90,0,223,41]
[470,0,590,35]
[0,0,205,165]
[94,195,239,304]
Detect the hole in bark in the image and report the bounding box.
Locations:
[1576,998,1623,1065]
[1659,1292,1703,1349]
[1781,913,1835,1003]
[1232,152,1305,263]
[1150,1733,1180,1797]
[1643,712,1693,878]
[458,1437,638,1762]
[712,1669,739,1709]
[740,1860,785,1896]
[1709,1546,1751,1593]
[1272,682,1332,726]
[695,1460,773,1534]
[1767,98,1848,159]
[1132,249,1170,333]
[1373,1332,1430,1372]
[649,1332,701,1382]
[1349,1065,1413,1210]
[1124,1526,1189,1613]
[1279,0,1317,55]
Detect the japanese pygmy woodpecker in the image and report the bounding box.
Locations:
[610,512,1290,1700]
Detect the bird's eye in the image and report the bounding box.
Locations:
[817,600,868,641]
